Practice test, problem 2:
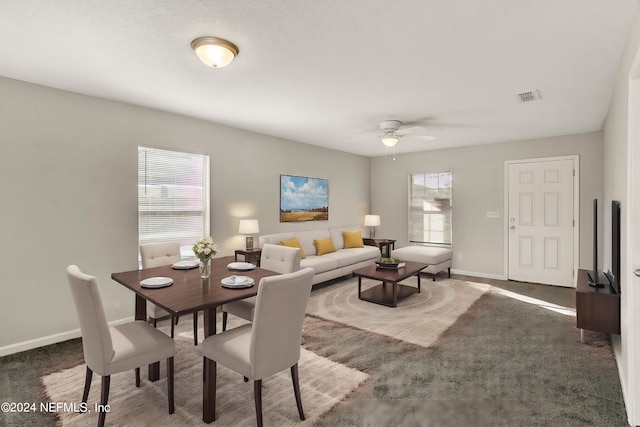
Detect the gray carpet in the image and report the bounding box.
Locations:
[303,283,627,426]
[0,275,628,426]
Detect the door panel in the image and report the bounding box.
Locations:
[508,159,574,286]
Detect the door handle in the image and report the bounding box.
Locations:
[635,269,640,278]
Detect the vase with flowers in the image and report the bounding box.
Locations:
[193,236,219,279]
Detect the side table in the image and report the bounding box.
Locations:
[363,238,396,258]
[234,248,262,266]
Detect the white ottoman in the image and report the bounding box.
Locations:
[391,246,453,281]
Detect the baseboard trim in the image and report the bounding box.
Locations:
[0,316,135,357]
[450,268,507,281]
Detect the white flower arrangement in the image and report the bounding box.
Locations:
[192,236,219,262]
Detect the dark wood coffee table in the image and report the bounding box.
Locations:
[352,261,428,307]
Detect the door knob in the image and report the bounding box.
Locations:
[635,269,640,278]
[510,226,516,230]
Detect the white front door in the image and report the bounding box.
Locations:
[507,159,575,287]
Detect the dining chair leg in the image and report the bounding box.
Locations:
[175,315,179,325]
[98,375,110,427]
[81,366,93,409]
[291,363,305,420]
[152,318,157,328]
[193,312,198,345]
[167,357,175,414]
[170,316,175,338]
[254,379,263,427]
[135,367,141,387]
[222,311,228,332]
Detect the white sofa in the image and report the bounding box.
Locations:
[259,226,381,284]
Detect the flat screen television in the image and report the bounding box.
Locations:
[605,200,621,294]
[589,199,621,293]
[587,199,606,287]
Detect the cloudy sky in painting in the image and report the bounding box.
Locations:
[280,175,328,210]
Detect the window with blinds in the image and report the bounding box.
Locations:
[408,171,452,245]
[138,146,210,246]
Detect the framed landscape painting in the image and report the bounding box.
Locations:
[280,174,329,222]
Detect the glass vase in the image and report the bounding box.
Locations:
[200,258,211,279]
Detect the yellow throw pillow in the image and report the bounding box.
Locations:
[343,231,364,248]
[314,237,336,256]
[280,236,306,259]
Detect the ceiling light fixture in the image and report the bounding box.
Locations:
[381,136,399,147]
[191,36,239,68]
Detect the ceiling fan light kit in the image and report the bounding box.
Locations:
[381,136,399,147]
[379,120,401,146]
[345,119,436,152]
[191,36,239,68]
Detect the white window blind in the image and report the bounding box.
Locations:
[408,171,452,245]
[138,146,209,246]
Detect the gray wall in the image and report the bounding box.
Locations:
[370,132,603,279]
[0,76,371,352]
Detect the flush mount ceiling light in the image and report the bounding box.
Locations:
[191,36,239,68]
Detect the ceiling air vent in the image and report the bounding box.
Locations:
[517,90,541,103]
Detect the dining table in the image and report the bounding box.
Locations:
[111,255,279,423]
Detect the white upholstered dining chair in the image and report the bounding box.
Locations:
[67,265,175,427]
[221,243,301,331]
[201,267,314,427]
[140,242,201,345]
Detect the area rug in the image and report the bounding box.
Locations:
[42,315,368,427]
[306,276,490,347]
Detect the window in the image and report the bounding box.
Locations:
[138,146,210,248]
[408,171,452,245]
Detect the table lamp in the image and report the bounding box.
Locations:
[364,215,381,238]
[239,219,260,250]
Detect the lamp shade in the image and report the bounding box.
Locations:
[239,219,260,235]
[364,215,381,227]
[191,37,239,68]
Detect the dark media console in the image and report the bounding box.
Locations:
[576,269,620,341]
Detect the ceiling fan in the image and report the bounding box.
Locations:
[347,120,436,147]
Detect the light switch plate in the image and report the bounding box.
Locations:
[486,211,500,218]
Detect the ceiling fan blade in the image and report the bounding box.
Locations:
[396,126,427,135]
[404,134,437,141]
[345,133,377,143]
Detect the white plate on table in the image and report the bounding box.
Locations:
[227,262,256,271]
[221,276,254,288]
[141,277,174,288]
[172,260,200,270]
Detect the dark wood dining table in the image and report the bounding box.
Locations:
[111,255,279,423]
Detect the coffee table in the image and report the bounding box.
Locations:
[352,261,429,307]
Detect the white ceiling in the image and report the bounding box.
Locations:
[0,0,636,157]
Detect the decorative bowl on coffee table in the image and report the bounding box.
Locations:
[375,257,402,269]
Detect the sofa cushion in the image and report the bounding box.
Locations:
[295,229,331,256]
[324,246,381,268]
[330,226,366,250]
[260,232,295,247]
[342,231,364,248]
[300,255,338,274]
[314,237,337,256]
[279,236,306,259]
